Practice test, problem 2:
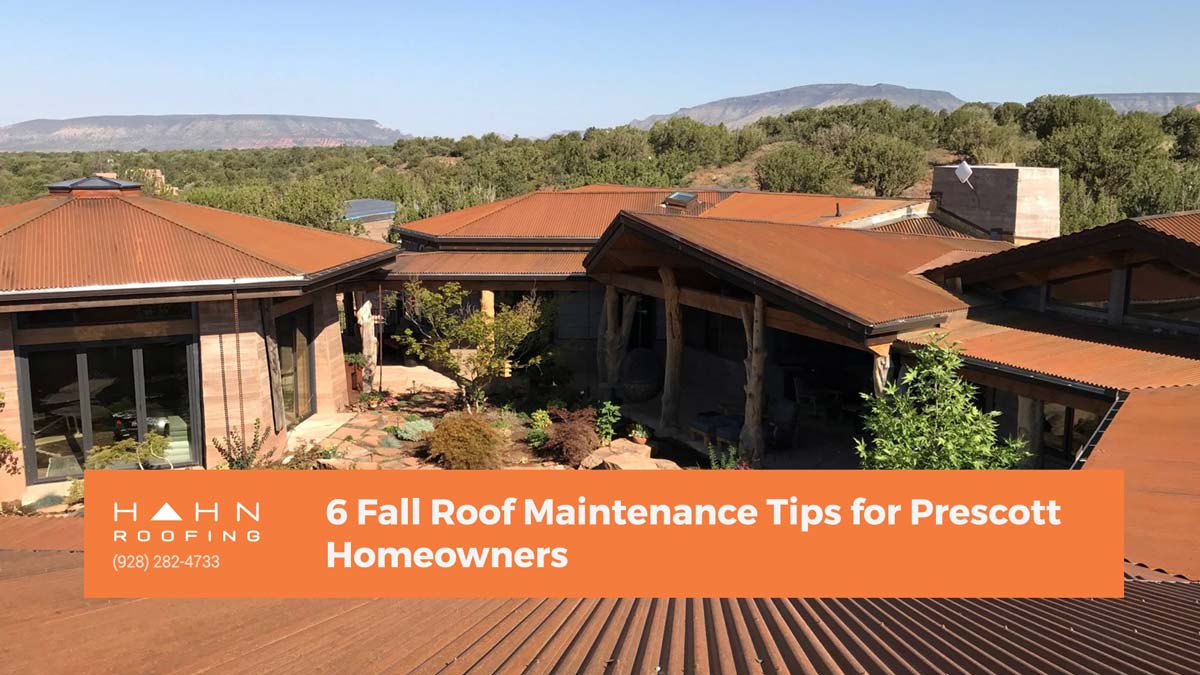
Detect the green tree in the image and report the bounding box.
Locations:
[1021,95,1117,139]
[1163,105,1200,160]
[992,101,1026,127]
[855,338,1027,470]
[944,107,1026,163]
[753,144,852,193]
[1034,113,1167,196]
[846,133,926,196]
[1059,175,1123,234]
[399,282,544,412]
[648,117,733,167]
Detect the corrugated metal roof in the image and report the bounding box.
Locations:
[343,198,396,220]
[700,192,924,228]
[898,312,1200,391]
[613,211,1009,327]
[1136,210,1200,246]
[385,251,587,280]
[0,189,396,292]
[3,544,1198,675]
[1087,386,1200,581]
[871,215,972,239]
[397,186,930,243]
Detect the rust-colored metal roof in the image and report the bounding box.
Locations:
[0,189,395,294]
[871,215,972,238]
[700,191,924,228]
[899,311,1200,391]
[612,211,1009,328]
[1135,210,1200,246]
[3,543,1198,675]
[1086,386,1200,581]
[0,515,83,550]
[397,188,729,241]
[385,251,587,280]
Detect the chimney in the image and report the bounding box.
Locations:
[931,165,1060,246]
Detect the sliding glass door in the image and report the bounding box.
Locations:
[276,306,315,427]
[19,338,200,483]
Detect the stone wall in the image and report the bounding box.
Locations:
[311,289,349,413]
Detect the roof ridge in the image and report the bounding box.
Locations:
[0,196,73,239]
[440,192,538,237]
[118,195,303,276]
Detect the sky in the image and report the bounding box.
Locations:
[0,0,1197,138]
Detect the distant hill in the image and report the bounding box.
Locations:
[0,114,408,152]
[1086,93,1200,114]
[630,83,965,129]
[630,84,1200,129]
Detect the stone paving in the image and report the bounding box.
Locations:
[319,410,444,470]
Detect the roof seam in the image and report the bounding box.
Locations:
[118,196,303,276]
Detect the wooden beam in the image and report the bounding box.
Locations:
[260,299,286,433]
[659,267,682,434]
[739,294,766,467]
[594,272,866,351]
[13,319,195,346]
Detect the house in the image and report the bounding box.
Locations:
[0,176,396,503]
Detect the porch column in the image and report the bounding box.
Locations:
[739,294,766,467]
[599,285,618,397]
[357,299,378,391]
[870,344,892,396]
[601,288,639,399]
[480,290,496,319]
[659,267,682,434]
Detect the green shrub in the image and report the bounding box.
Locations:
[343,352,367,367]
[262,441,340,469]
[545,407,599,467]
[386,419,435,441]
[530,409,552,431]
[211,419,268,470]
[65,479,84,505]
[708,443,748,470]
[595,401,621,444]
[428,414,503,469]
[86,433,172,470]
[525,428,549,450]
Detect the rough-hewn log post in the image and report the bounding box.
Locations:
[659,267,682,434]
[739,294,766,467]
[357,299,377,391]
[870,344,892,396]
[599,285,619,396]
[480,290,496,319]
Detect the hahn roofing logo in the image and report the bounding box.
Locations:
[112,500,262,543]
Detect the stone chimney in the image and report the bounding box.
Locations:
[930,164,1060,245]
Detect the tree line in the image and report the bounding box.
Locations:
[2,95,1198,234]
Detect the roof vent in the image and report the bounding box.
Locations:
[835,202,842,218]
[662,191,698,210]
[47,175,141,193]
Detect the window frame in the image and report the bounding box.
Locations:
[1045,269,1113,315]
[1122,260,1200,329]
[17,335,203,485]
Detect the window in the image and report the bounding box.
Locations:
[276,306,316,427]
[19,338,200,483]
[1125,260,1200,325]
[1047,270,1111,312]
[1041,403,1099,468]
[17,303,192,329]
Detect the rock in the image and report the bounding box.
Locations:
[400,456,421,467]
[341,444,372,460]
[317,458,356,470]
[580,448,615,470]
[356,462,380,470]
[374,446,403,458]
[652,458,682,470]
[380,435,403,449]
[358,435,381,448]
[601,453,659,470]
[609,438,652,458]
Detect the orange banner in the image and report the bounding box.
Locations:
[83,469,1123,598]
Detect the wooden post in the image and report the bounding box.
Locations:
[870,344,892,396]
[659,267,682,434]
[739,294,766,467]
[603,292,639,394]
[600,285,619,397]
[480,290,496,319]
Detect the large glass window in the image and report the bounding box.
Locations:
[1047,270,1111,312]
[1041,403,1099,468]
[1126,260,1200,325]
[277,307,315,427]
[18,303,192,329]
[20,339,199,483]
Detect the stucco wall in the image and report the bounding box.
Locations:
[0,316,25,503]
[311,289,349,414]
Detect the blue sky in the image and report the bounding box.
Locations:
[0,0,1196,137]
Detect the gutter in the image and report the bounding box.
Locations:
[959,355,1114,397]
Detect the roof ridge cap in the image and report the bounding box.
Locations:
[0,196,73,239]
[440,192,537,237]
[119,195,303,276]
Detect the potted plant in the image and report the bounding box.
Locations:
[344,352,367,399]
[629,423,649,445]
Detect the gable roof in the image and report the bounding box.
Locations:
[1085,385,1200,580]
[395,185,930,245]
[588,210,1009,331]
[870,215,972,239]
[385,251,587,281]
[0,187,396,298]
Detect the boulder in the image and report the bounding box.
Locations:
[609,438,652,458]
[601,453,659,470]
[317,458,356,470]
[580,448,615,470]
[652,458,682,470]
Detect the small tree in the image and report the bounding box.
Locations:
[399,281,543,412]
[754,144,852,194]
[856,337,1027,469]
